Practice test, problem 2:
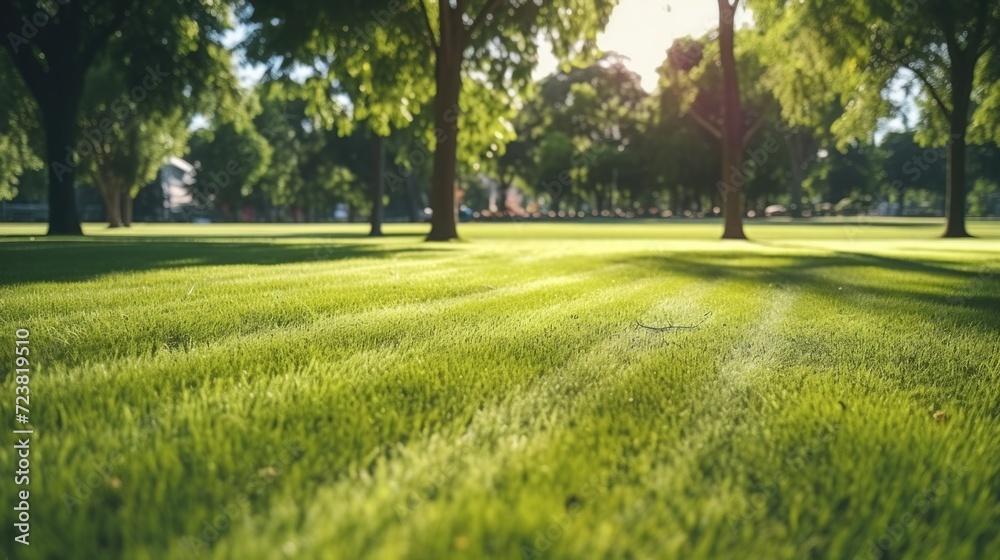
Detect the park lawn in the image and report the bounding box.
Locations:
[1,220,999,559]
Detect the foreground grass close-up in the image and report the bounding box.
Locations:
[2,220,999,559]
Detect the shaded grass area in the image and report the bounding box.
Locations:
[1,222,999,559]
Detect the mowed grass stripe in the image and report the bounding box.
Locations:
[8,251,605,366]
[29,269,674,556]
[5,242,664,369]
[305,282,784,559]
[204,277,723,559]
[2,223,999,560]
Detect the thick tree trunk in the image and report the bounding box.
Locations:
[122,190,134,227]
[719,0,747,240]
[100,182,122,228]
[426,6,462,241]
[42,96,84,235]
[405,174,423,222]
[370,134,385,237]
[943,75,971,237]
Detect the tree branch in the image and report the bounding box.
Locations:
[637,312,712,332]
[466,0,506,44]
[78,1,136,72]
[719,0,739,17]
[904,62,952,119]
[687,110,723,140]
[936,3,962,69]
[417,0,439,48]
[968,0,989,57]
[742,113,767,148]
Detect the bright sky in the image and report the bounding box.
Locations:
[536,0,752,91]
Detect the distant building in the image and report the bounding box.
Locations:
[160,157,197,218]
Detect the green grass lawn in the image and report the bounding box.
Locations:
[1,219,999,559]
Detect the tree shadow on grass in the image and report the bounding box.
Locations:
[0,239,447,286]
[617,249,1000,334]
[91,231,426,240]
[756,220,937,227]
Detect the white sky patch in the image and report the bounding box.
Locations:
[535,0,752,91]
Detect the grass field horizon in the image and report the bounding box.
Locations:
[2,220,999,559]
[4,216,1000,240]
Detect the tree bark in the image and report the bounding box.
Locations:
[784,131,808,218]
[942,61,972,238]
[370,134,386,237]
[496,173,512,215]
[405,174,423,222]
[122,189,134,227]
[426,5,463,241]
[719,0,747,239]
[100,182,122,228]
[41,94,85,235]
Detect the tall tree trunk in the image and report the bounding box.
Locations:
[41,93,84,235]
[426,5,462,241]
[405,174,423,222]
[100,182,122,228]
[943,62,972,237]
[122,187,134,227]
[784,132,807,218]
[370,134,386,237]
[719,0,747,239]
[496,174,511,215]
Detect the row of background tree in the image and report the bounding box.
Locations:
[2,0,999,236]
